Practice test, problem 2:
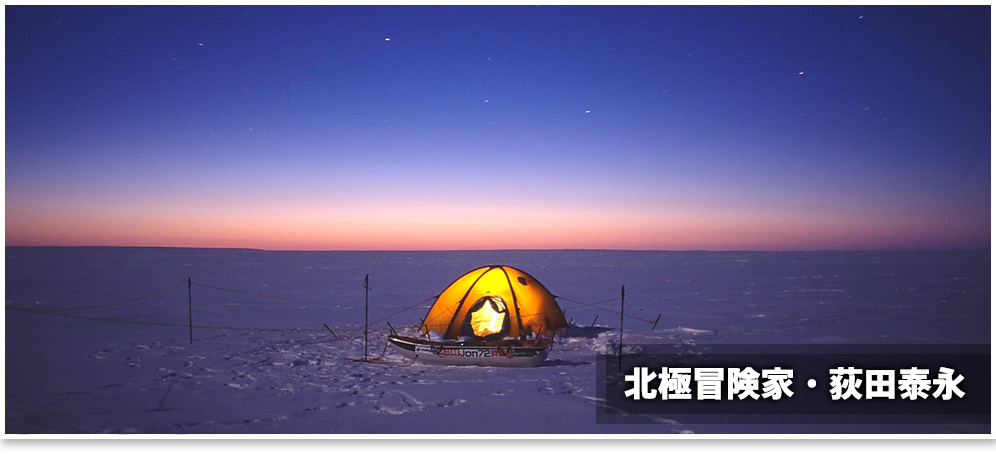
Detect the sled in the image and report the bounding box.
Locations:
[387,335,550,367]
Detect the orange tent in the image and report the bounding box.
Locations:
[420,265,568,341]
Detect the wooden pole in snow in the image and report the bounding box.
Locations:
[618,285,625,372]
[187,277,193,344]
[364,274,370,361]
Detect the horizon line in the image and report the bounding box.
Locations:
[5,244,991,253]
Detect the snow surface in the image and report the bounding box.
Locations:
[4,248,990,434]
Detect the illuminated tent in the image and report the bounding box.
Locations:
[420,265,568,341]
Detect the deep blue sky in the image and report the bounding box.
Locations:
[5,6,991,249]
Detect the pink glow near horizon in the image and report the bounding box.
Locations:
[6,200,986,250]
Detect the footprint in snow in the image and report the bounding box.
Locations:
[373,390,425,415]
[294,406,327,414]
[437,399,466,408]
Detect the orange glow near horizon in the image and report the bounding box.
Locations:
[5,200,987,251]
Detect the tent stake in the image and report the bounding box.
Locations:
[588,315,598,336]
[187,277,193,344]
[651,313,661,331]
[618,285,625,373]
[323,323,338,339]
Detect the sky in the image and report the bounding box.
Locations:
[4,5,991,250]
